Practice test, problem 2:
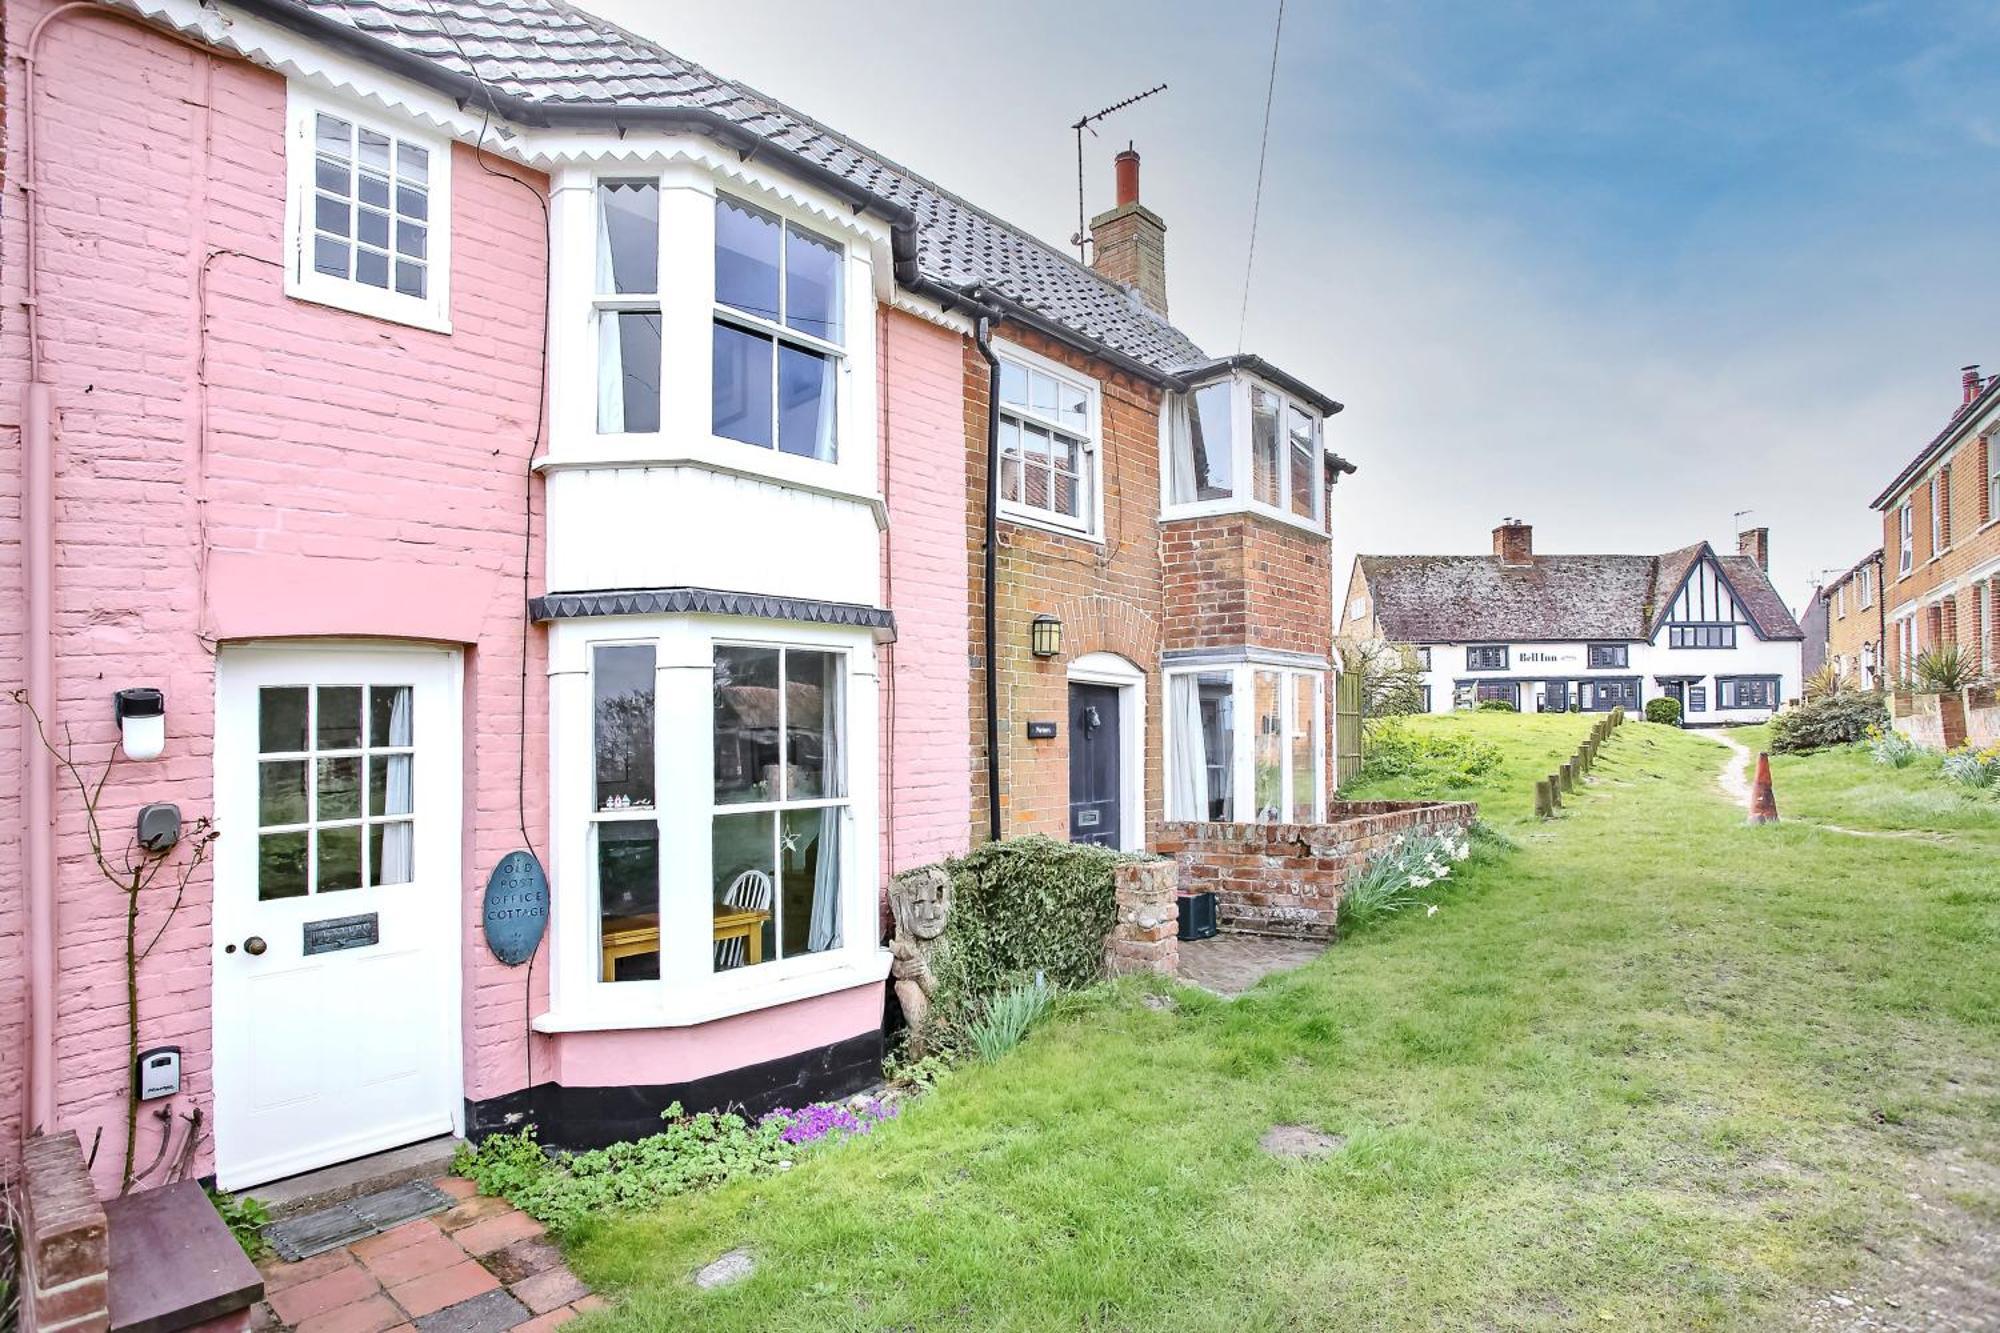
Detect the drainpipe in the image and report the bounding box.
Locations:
[974,316,1003,843]
[17,3,99,1138]
[16,0,217,1137]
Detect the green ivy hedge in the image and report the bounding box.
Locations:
[940,835,1123,994]
[910,836,1125,1047]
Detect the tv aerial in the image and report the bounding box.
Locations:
[1070,83,1167,263]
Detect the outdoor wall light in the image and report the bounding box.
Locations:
[1029,614,1063,659]
[113,687,166,761]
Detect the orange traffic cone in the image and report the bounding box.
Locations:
[1748,752,1779,825]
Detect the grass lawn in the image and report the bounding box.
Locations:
[564,718,2000,1331]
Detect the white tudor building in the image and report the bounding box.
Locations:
[1340,520,1805,725]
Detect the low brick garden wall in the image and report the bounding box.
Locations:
[1156,800,1478,940]
[1893,686,1999,750]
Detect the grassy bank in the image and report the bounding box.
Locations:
[558,719,2000,1331]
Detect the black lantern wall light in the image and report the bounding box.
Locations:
[1029,614,1063,659]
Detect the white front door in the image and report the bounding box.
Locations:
[212,644,463,1189]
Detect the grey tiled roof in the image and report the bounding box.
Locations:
[1359,544,1803,645]
[264,0,1213,377]
[1358,554,1658,643]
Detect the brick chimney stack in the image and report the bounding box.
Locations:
[1089,144,1168,316]
[1738,526,1769,571]
[1493,518,1533,566]
[1964,364,1983,406]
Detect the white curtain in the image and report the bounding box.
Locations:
[807,808,841,952]
[807,657,842,951]
[378,686,414,885]
[812,353,838,463]
[594,189,623,434]
[1166,392,1197,505]
[1167,673,1210,821]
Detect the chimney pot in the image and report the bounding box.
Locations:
[1965,364,1984,406]
[1115,144,1140,207]
[1493,519,1533,566]
[1090,142,1168,315]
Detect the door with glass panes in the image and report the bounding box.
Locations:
[211,645,461,1188]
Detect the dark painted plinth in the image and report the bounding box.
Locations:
[465,1029,884,1151]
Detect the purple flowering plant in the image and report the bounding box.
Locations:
[761,1097,899,1147]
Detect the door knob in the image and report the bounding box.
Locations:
[243,936,267,956]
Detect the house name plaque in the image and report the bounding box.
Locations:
[483,850,550,966]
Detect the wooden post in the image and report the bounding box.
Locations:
[1548,773,1563,808]
[1560,761,1575,793]
[1535,779,1553,818]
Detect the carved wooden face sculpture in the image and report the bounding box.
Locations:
[891,867,951,941]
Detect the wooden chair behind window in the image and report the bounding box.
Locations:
[714,868,774,970]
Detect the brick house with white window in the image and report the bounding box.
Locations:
[959,148,1354,854]
[0,0,1351,1201]
[1340,520,1804,724]
[1871,364,2000,745]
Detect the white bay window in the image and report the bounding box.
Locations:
[1164,375,1324,530]
[1167,664,1323,825]
[545,618,883,1029]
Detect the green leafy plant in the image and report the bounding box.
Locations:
[1803,662,1854,702]
[1913,645,1976,693]
[883,1045,957,1092]
[966,980,1056,1063]
[925,837,1123,1041]
[1474,699,1518,712]
[1769,691,1889,754]
[1337,827,1472,933]
[1866,725,1919,768]
[205,1186,270,1259]
[1356,721,1503,793]
[1644,698,1683,726]
[453,1102,807,1233]
[1940,742,2000,788]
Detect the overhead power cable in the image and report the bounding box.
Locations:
[1236,0,1287,354]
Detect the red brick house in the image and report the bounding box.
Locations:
[958,149,1354,855]
[1873,364,2000,745]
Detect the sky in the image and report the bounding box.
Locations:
[599,0,2000,611]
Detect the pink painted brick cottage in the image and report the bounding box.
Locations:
[2,0,1345,1195]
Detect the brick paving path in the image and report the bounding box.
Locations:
[1176,932,1325,996]
[252,1178,603,1333]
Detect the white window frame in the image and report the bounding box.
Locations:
[283,85,452,333]
[710,193,847,462]
[1858,565,1874,608]
[1931,473,1949,557]
[1164,663,1323,825]
[1899,502,1914,575]
[1159,374,1327,536]
[542,160,881,507]
[538,615,885,1033]
[1988,434,2000,527]
[994,339,1105,541]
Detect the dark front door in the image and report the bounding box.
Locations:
[1068,683,1121,848]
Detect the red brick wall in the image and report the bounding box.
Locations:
[964,325,1166,845]
[1156,800,1477,939]
[1161,515,1333,657]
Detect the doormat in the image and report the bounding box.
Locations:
[262,1180,455,1262]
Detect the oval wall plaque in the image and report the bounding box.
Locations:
[482,850,549,966]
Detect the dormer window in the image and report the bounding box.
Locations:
[712,196,843,462]
[1165,375,1323,530]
